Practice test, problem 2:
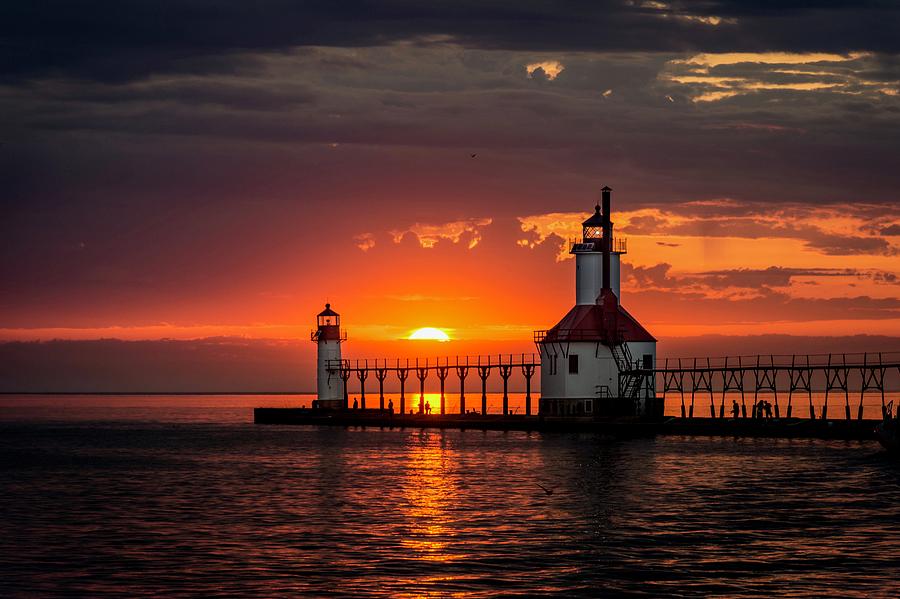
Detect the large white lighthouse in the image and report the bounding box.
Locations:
[536,187,658,418]
[311,303,346,410]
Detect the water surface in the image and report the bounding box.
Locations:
[1,395,898,597]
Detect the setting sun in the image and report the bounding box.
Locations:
[408,327,451,341]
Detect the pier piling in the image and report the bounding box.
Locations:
[397,360,409,415]
[521,359,536,416]
[499,359,513,416]
[356,360,368,410]
[437,363,449,416]
[456,359,469,415]
[477,357,491,416]
[375,365,387,411]
[339,366,351,410]
[416,359,428,415]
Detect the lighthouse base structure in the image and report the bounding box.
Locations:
[538,341,658,419]
[315,399,347,411]
[536,289,659,420]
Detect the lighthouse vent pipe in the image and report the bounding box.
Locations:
[601,186,612,292]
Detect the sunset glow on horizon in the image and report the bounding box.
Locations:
[4,196,895,346]
[1,197,898,349]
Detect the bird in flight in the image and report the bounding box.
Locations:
[470,153,477,158]
[535,482,553,495]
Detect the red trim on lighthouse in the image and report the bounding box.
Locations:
[542,289,656,344]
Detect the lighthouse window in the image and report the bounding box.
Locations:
[569,354,579,374]
[643,354,653,369]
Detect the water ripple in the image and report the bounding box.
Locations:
[1,402,899,597]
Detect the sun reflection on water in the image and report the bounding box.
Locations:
[400,432,461,563]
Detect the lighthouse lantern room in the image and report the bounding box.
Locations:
[535,187,658,419]
[311,303,347,410]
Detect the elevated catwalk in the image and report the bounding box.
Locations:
[657,351,900,421]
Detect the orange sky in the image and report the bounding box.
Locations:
[3,195,898,360]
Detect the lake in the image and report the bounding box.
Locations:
[1,395,898,597]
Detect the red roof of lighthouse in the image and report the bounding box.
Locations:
[542,289,656,344]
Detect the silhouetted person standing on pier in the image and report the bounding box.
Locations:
[425,401,431,415]
[388,399,394,415]
[731,400,740,419]
[352,398,358,410]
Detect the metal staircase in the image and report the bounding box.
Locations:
[609,339,644,400]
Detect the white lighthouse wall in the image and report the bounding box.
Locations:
[539,353,559,398]
[540,341,616,398]
[316,339,344,405]
[540,340,657,414]
[575,253,621,303]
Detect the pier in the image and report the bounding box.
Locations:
[318,351,899,420]
[253,410,884,440]
[256,350,900,441]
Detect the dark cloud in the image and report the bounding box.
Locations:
[623,263,898,293]
[617,201,900,256]
[3,1,900,82]
[873,271,899,285]
[628,287,900,323]
[624,262,678,289]
[698,267,858,289]
[803,231,896,255]
[60,79,318,111]
[4,46,899,214]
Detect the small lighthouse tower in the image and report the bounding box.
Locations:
[311,303,347,410]
[576,186,624,301]
[535,187,658,418]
